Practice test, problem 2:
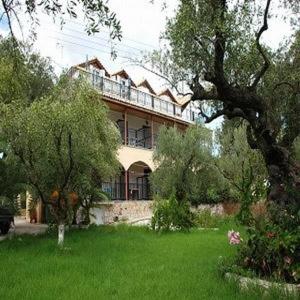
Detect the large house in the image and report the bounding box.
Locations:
[68,58,197,205]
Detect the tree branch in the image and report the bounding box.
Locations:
[251,0,272,89]
[212,0,228,87]
[61,132,74,190]
[190,75,219,102]
[1,0,17,43]
[133,60,191,97]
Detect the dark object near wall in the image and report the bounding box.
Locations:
[0,207,14,234]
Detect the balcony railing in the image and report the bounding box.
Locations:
[77,69,195,123]
[102,182,151,200]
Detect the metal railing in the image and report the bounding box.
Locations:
[102,182,151,200]
[127,128,152,149]
[77,69,195,123]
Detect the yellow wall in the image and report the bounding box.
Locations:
[117,145,156,171]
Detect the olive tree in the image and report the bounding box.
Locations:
[152,125,223,203]
[144,0,300,223]
[1,78,120,246]
[217,123,267,224]
[145,0,300,282]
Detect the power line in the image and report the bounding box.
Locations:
[66,18,157,50]
[41,20,151,55]
[48,36,131,61]
[52,30,139,57]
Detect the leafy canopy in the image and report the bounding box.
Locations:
[1,77,121,221]
[152,125,225,204]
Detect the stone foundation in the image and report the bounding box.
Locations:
[90,201,153,225]
[90,201,227,225]
[193,204,224,215]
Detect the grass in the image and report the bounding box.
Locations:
[0,223,295,300]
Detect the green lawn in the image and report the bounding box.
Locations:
[0,224,291,299]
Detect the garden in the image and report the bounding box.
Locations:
[0,223,296,300]
[0,1,300,299]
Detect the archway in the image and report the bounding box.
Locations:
[127,161,152,200]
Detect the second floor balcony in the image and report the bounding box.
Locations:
[77,68,195,123]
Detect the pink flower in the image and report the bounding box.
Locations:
[228,230,242,245]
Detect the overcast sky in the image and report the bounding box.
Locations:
[0,0,294,129]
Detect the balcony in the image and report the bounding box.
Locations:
[77,69,195,123]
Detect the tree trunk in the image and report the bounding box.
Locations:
[58,222,65,247]
[253,127,300,223]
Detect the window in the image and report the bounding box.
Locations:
[145,94,152,107]
[154,98,161,111]
[161,100,167,112]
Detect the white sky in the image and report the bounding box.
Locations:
[0,0,294,130]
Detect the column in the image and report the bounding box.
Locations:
[124,109,128,145]
[151,116,154,149]
[125,170,129,201]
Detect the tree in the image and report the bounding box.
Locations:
[152,125,223,203]
[145,0,300,282]
[1,78,121,246]
[0,38,55,106]
[0,38,55,214]
[0,0,121,43]
[0,144,26,214]
[217,122,267,224]
[146,0,300,222]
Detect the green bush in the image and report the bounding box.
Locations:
[194,209,222,228]
[236,216,300,284]
[151,194,195,232]
[194,209,235,229]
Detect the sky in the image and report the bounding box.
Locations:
[0,0,294,130]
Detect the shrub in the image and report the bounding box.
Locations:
[236,217,300,284]
[195,209,221,228]
[194,209,235,228]
[151,194,195,231]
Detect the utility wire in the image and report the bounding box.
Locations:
[66,18,157,49]
[48,36,131,61]
[52,30,139,57]
[42,21,148,53]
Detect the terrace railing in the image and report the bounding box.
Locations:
[77,69,195,123]
[102,182,151,200]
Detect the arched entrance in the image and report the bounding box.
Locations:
[127,161,152,200]
[102,161,152,201]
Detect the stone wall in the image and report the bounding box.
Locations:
[90,201,227,225]
[193,204,224,215]
[90,201,153,225]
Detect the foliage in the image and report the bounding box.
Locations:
[0,38,54,213]
[151,194,195,231]
[0,77,121,243]
[236,216,300,284]
[195,209,233,228]
[0,159,24,215]
[217,122,267,225]
[0,38,55,106]
[147,0,300,284]
[152,125,226,204]
[293,137,300,162]
[1,0,121,43]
